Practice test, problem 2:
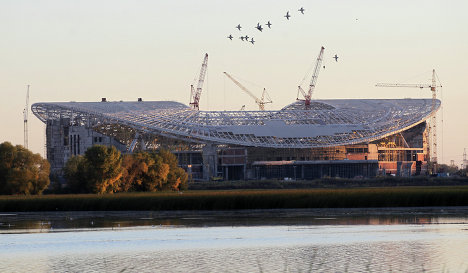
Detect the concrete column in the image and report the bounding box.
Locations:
[202,143,217,180]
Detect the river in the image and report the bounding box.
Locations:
[1,207,467,272]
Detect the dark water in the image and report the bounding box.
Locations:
[1,207,467,272]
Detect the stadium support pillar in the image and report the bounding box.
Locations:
[202,143,218,180]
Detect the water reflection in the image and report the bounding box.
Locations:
[0,223,467,272]
[0,208,467,272]
[1,207,467,232]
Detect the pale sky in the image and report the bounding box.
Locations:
[1,0,467,166]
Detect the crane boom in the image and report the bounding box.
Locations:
[375,83,432,89]
[189,53,208,110]
[223,72,272,111]
[298,46,325,109]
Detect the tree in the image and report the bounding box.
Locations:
[63,146,188,193]
[437,164,459,175]
[63,155,87,193]
[157,149,188,191]
[0,142,50,195]
[120,152,169,192]
[83,145,123,194]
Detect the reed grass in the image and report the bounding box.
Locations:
[1,186,468,212]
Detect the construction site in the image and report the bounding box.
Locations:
[31,49,442,181]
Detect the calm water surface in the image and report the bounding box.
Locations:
[1,207,467,272]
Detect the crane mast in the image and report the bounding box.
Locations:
[463,148,467,170]
[223,72,272,111]
[189,53,208,110]
[298,46,325,109]
[375,69,441,170]
[23,85,30,149]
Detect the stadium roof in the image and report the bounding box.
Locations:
[32,99,440,148]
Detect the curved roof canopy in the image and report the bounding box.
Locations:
[32,99,440,148]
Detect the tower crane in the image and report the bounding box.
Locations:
[463,148,467,170]
[23,85,30,149]
[223,72,272,111]
[375,69,442,168]
[189,53,208,110]
[297,46,325,109]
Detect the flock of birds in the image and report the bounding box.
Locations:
[226,6,340,62]
[227,7,306,45]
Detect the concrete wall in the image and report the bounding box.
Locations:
[46,118,126,174]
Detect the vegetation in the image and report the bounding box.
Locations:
[64,145,122,194]
[0,186,467,212]
[63,146,187,194]
[188,176,468,190]
[0,142,50,195]
[437,163,467,176]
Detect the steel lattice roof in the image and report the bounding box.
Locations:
[32,99,440,148]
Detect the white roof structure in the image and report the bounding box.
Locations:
[32,99,440,149]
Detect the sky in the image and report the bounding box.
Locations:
[1,0,467,166]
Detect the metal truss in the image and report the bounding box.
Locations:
[32,99,440,149]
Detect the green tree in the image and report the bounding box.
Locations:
[63,155,87,193]
[83,145,123,194]
[0,142,50,195]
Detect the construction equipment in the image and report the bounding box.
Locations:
[297,46,325,109]
[376,69,442,167]
[223,72,272,111]
[189,53,209,110]
[463,148,467,170]
[23,85,30,149]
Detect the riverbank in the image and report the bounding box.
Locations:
[1,186,468,211]
[188,177,468,190]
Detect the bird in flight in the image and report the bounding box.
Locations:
[298,7,305,14]
[266,21,272,28]
[227,34,233,40]
[333,54,339,62]
[244,35,249,40]
[250,38,255,45]
[256,23,263,32]
[236,24,242,31]
[284,11,291,20]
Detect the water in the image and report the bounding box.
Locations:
[1,208,467,272]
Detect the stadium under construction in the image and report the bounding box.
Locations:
[31,97,440,180]
[31,51,442,181]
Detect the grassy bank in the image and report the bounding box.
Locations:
[1,186,468,212]
[188,177,468,190]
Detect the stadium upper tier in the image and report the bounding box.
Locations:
[32,99,440,148]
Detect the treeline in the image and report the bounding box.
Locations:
[0,142,50,195]
[64,145,188,194]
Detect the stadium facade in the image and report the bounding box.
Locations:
[32,98,440,181]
